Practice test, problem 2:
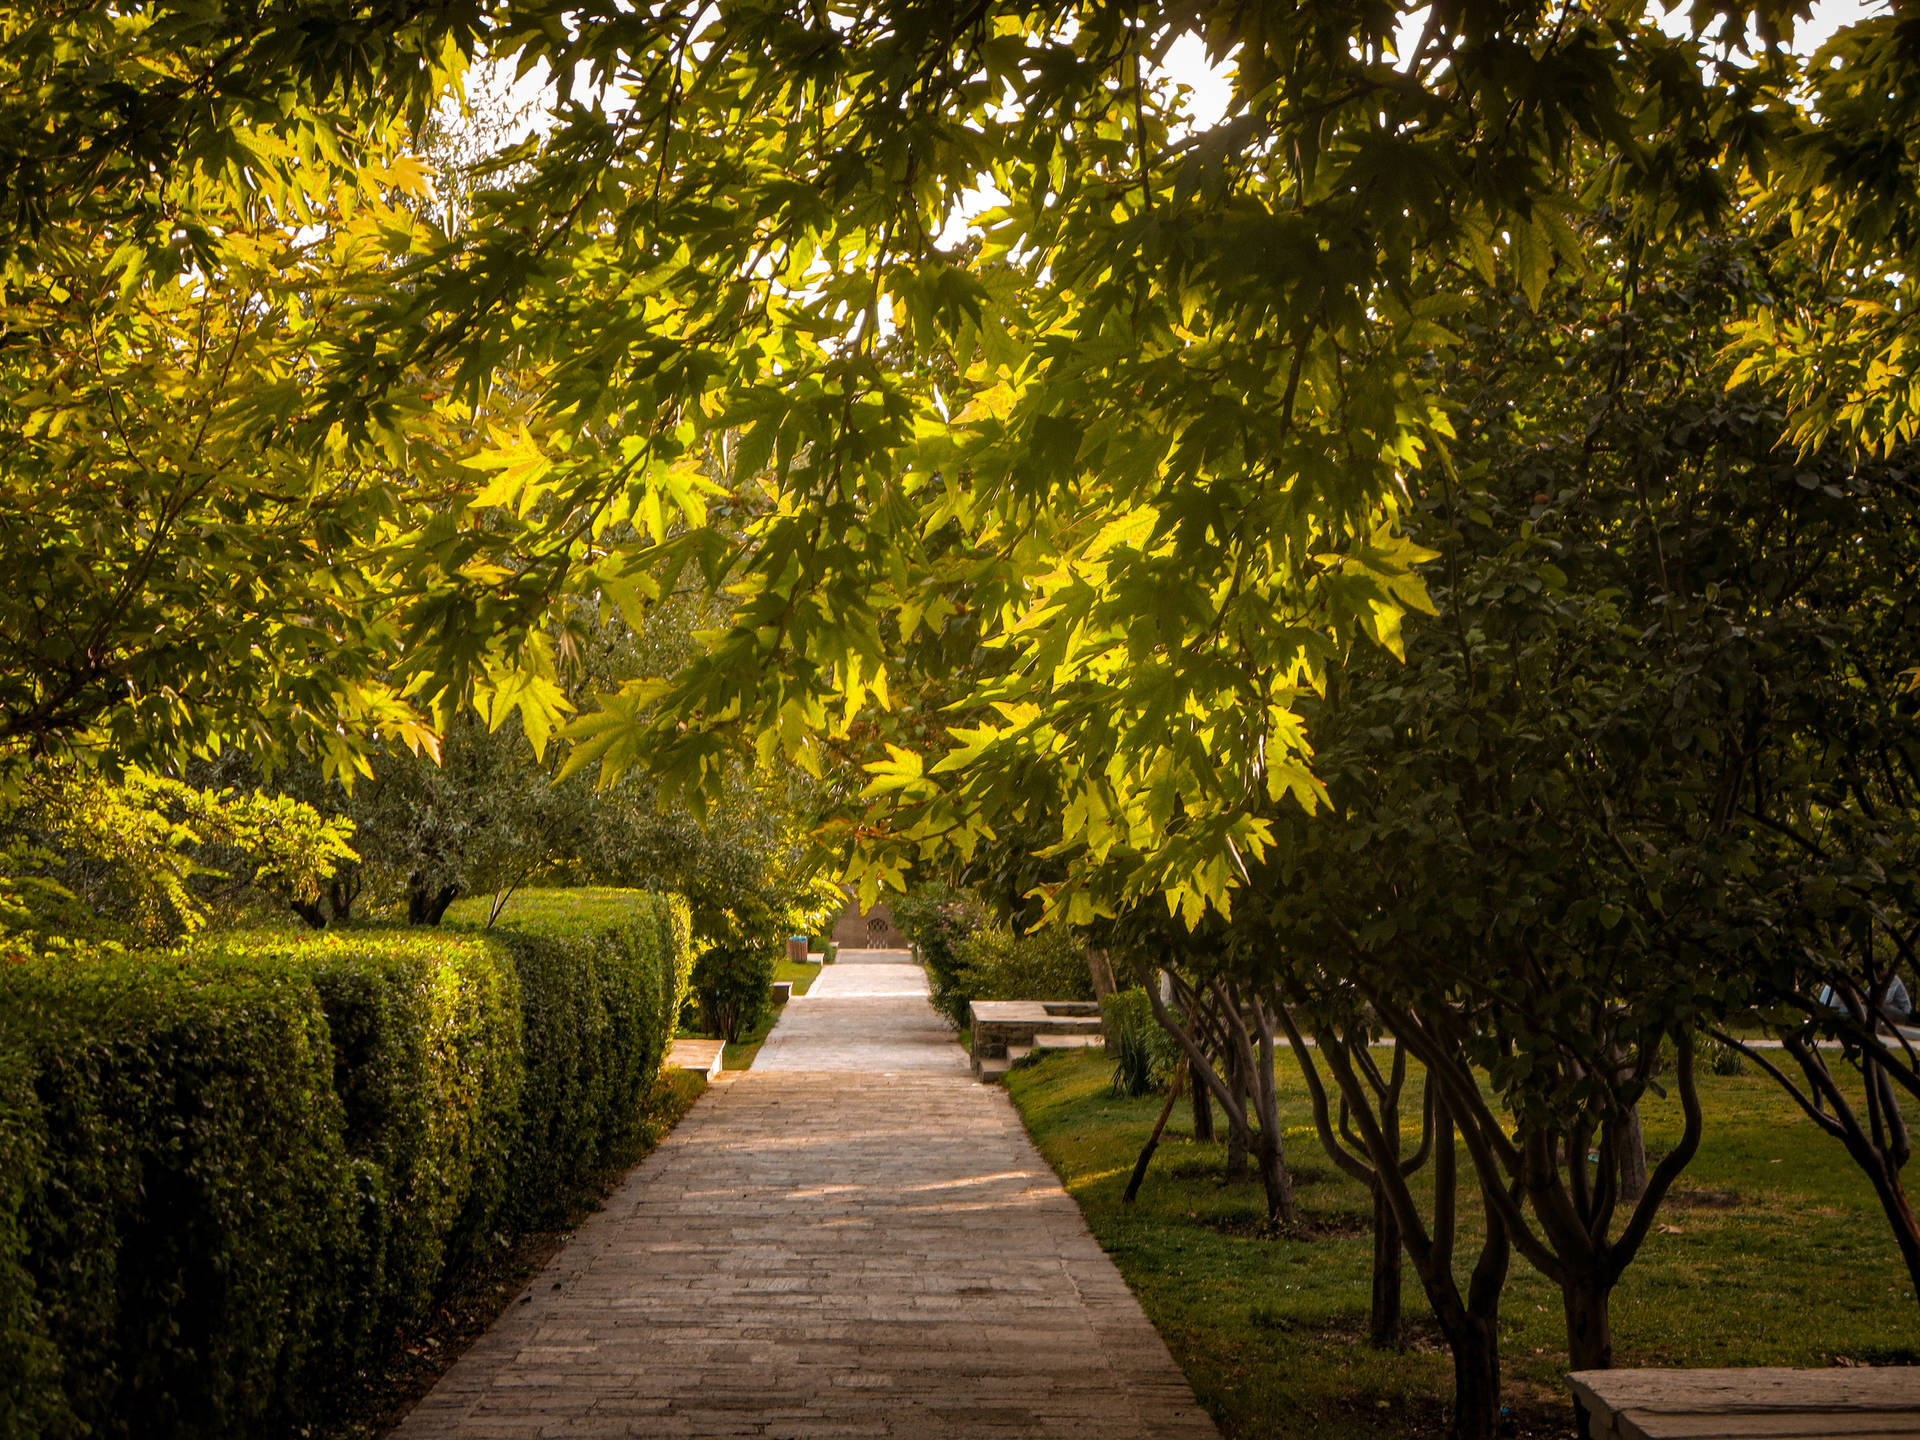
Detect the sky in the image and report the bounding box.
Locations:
[1154,0,1887,131]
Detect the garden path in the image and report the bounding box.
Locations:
[392,948,1219,1439]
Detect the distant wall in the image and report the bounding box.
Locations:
[830,899,905,950]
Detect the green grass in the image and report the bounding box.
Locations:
[1004,1047,1920,1440]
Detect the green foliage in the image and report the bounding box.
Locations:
[892,884,990,1027]
[1109,1024,1156,1099]
[896,883,1092,1027]
[0,763,357,945]
[480,891,694,1221]
[0,1,461,772]
[691,943,777,1046]
[1101,988,1179,1098]
[950,922,1092,1031]
[7,0,1917,940]
[343,0,1866,931]
[0,951,355,1438]
[0,888,692,1436]
[1709,1040,1749,1078]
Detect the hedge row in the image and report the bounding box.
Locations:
[0,889,692,1440]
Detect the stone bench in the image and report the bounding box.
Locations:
[969,1000,1104,1082]
[1571,1366,1920,1438]
[666,1038,725,1079]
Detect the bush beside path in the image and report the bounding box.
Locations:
[0,890,693,1439]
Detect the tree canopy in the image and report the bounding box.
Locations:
[6,0,1916,918]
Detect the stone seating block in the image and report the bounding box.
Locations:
[1571,1366,1920,1438]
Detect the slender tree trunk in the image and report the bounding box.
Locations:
[1245,1009,1300,1225]
[1618,1103,1648,1206]
[1255,1119,1298,1226]
[1125,1069,1185,1204]
[1190,1056,1216,1142]
[1858,1146,1920,1300]
[1370,1184,1403,1348]
[1226,1045,1251,1182]
[1086,948,1118,999]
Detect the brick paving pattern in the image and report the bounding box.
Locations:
[393,949,1219,1439]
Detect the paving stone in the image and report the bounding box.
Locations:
[392,951,1217,1439]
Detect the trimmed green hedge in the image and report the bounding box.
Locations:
[472,894,694,1224]
[0,888,692,1439]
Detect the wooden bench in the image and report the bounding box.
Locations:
[1571,1367,1920,1438]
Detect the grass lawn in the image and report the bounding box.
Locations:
[1004,1047,1920,1440]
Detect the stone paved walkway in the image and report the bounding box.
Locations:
[393,949,1218,1439]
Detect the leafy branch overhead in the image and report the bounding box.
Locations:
[352,0,1878,922]
[8,0,1920,929]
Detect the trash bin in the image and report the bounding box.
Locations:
[786,935,809,963]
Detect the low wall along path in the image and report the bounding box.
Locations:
[394,948,1219,1438]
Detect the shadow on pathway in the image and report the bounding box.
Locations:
[392,948,1219,1438]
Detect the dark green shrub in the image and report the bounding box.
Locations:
[892,885,986,1026]
[895,887,1092,1028]
[0,952,355,1439]
[200,929,524,1342]
[691,942,776,1043]
[0,887,693,1438]
[0,1044,62,1438]
[486,890,692,1223]
[1101,989,1178,1097]
[1109,1025,1155,1097]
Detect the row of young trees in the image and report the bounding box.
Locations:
[1045,227,1920,1437]
[894,205,1920,1437]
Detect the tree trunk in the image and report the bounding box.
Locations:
[290,898,328,929]
[1125,1070,1185,1204]
[1859,1146,1920,1302]
[1190,1056,1216,1142]
[1226,1046,1251,1182]
[1561,1272,1614,1372]
[1256,1120,1298,1226]
[1370,1184,1403,1348]
[408,880,461,926]
[327,870,360,925]
[1446,1310,1503,1440]
[1086,948,1118,999]
[1244,990,1301,1225]
[1618,1102,1648,1206]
